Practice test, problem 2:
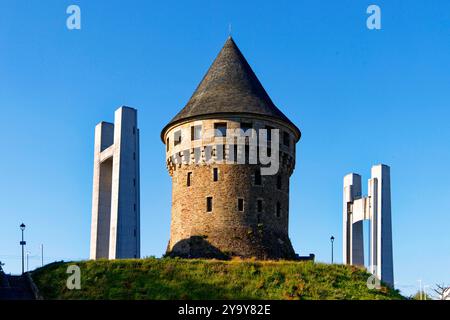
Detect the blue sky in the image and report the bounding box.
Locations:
[1,0,449,296]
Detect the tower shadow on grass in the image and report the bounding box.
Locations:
[165,236,231,260]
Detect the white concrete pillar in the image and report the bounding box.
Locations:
[90,107,140,260]
[371,164,394,287]
[342,164,394,288]
[90,122,114,259]
[109,107,140,259]
[343,173,364,266]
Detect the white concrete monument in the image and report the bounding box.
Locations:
[90,106,140,260]
[343,164,394,287]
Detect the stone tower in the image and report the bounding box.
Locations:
[90,106,140,260]
[161,37,301,260]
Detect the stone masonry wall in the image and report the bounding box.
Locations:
[164,117,298,259]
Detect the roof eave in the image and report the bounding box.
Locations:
[160,112,301,143]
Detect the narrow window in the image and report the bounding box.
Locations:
[214,123,227,137]
[174,130,182,146]
[283,132,290,147]
[265,126,274,141]
[257,199,263,213]
[254,169,262,186]
[240,122,252,134]
[134,229,136,237]
[134,204,136,212]
[213,168,219,182]
[206,197,213,212]
[276,202,281,218]
[191,125,202,141]
[133,178,136,187]
[277,175,282,190]
[238,198,244,212]
[133,152,136,160]
[133,126,136,135]
[166,137,170,151]
[216,144,226,162]
[187,172,192,187]
[245,145,250,164]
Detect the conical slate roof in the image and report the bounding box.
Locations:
[161,37,300,140]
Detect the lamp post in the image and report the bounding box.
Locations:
[20,223,26,274]
[330,235,335,264]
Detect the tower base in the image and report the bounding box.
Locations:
[166,229,297,260]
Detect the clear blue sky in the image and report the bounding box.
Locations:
[1,0,449,296]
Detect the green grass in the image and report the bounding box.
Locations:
[31,258,404,300]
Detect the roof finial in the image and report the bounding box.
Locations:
[228,23,232,38]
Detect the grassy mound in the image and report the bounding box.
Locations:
[31,258,403,300]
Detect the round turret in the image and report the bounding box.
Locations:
[161,37,301,259]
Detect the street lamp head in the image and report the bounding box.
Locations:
[331,236,335,242]
[20,223,26,231]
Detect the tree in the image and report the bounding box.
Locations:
[432,284,450,300]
